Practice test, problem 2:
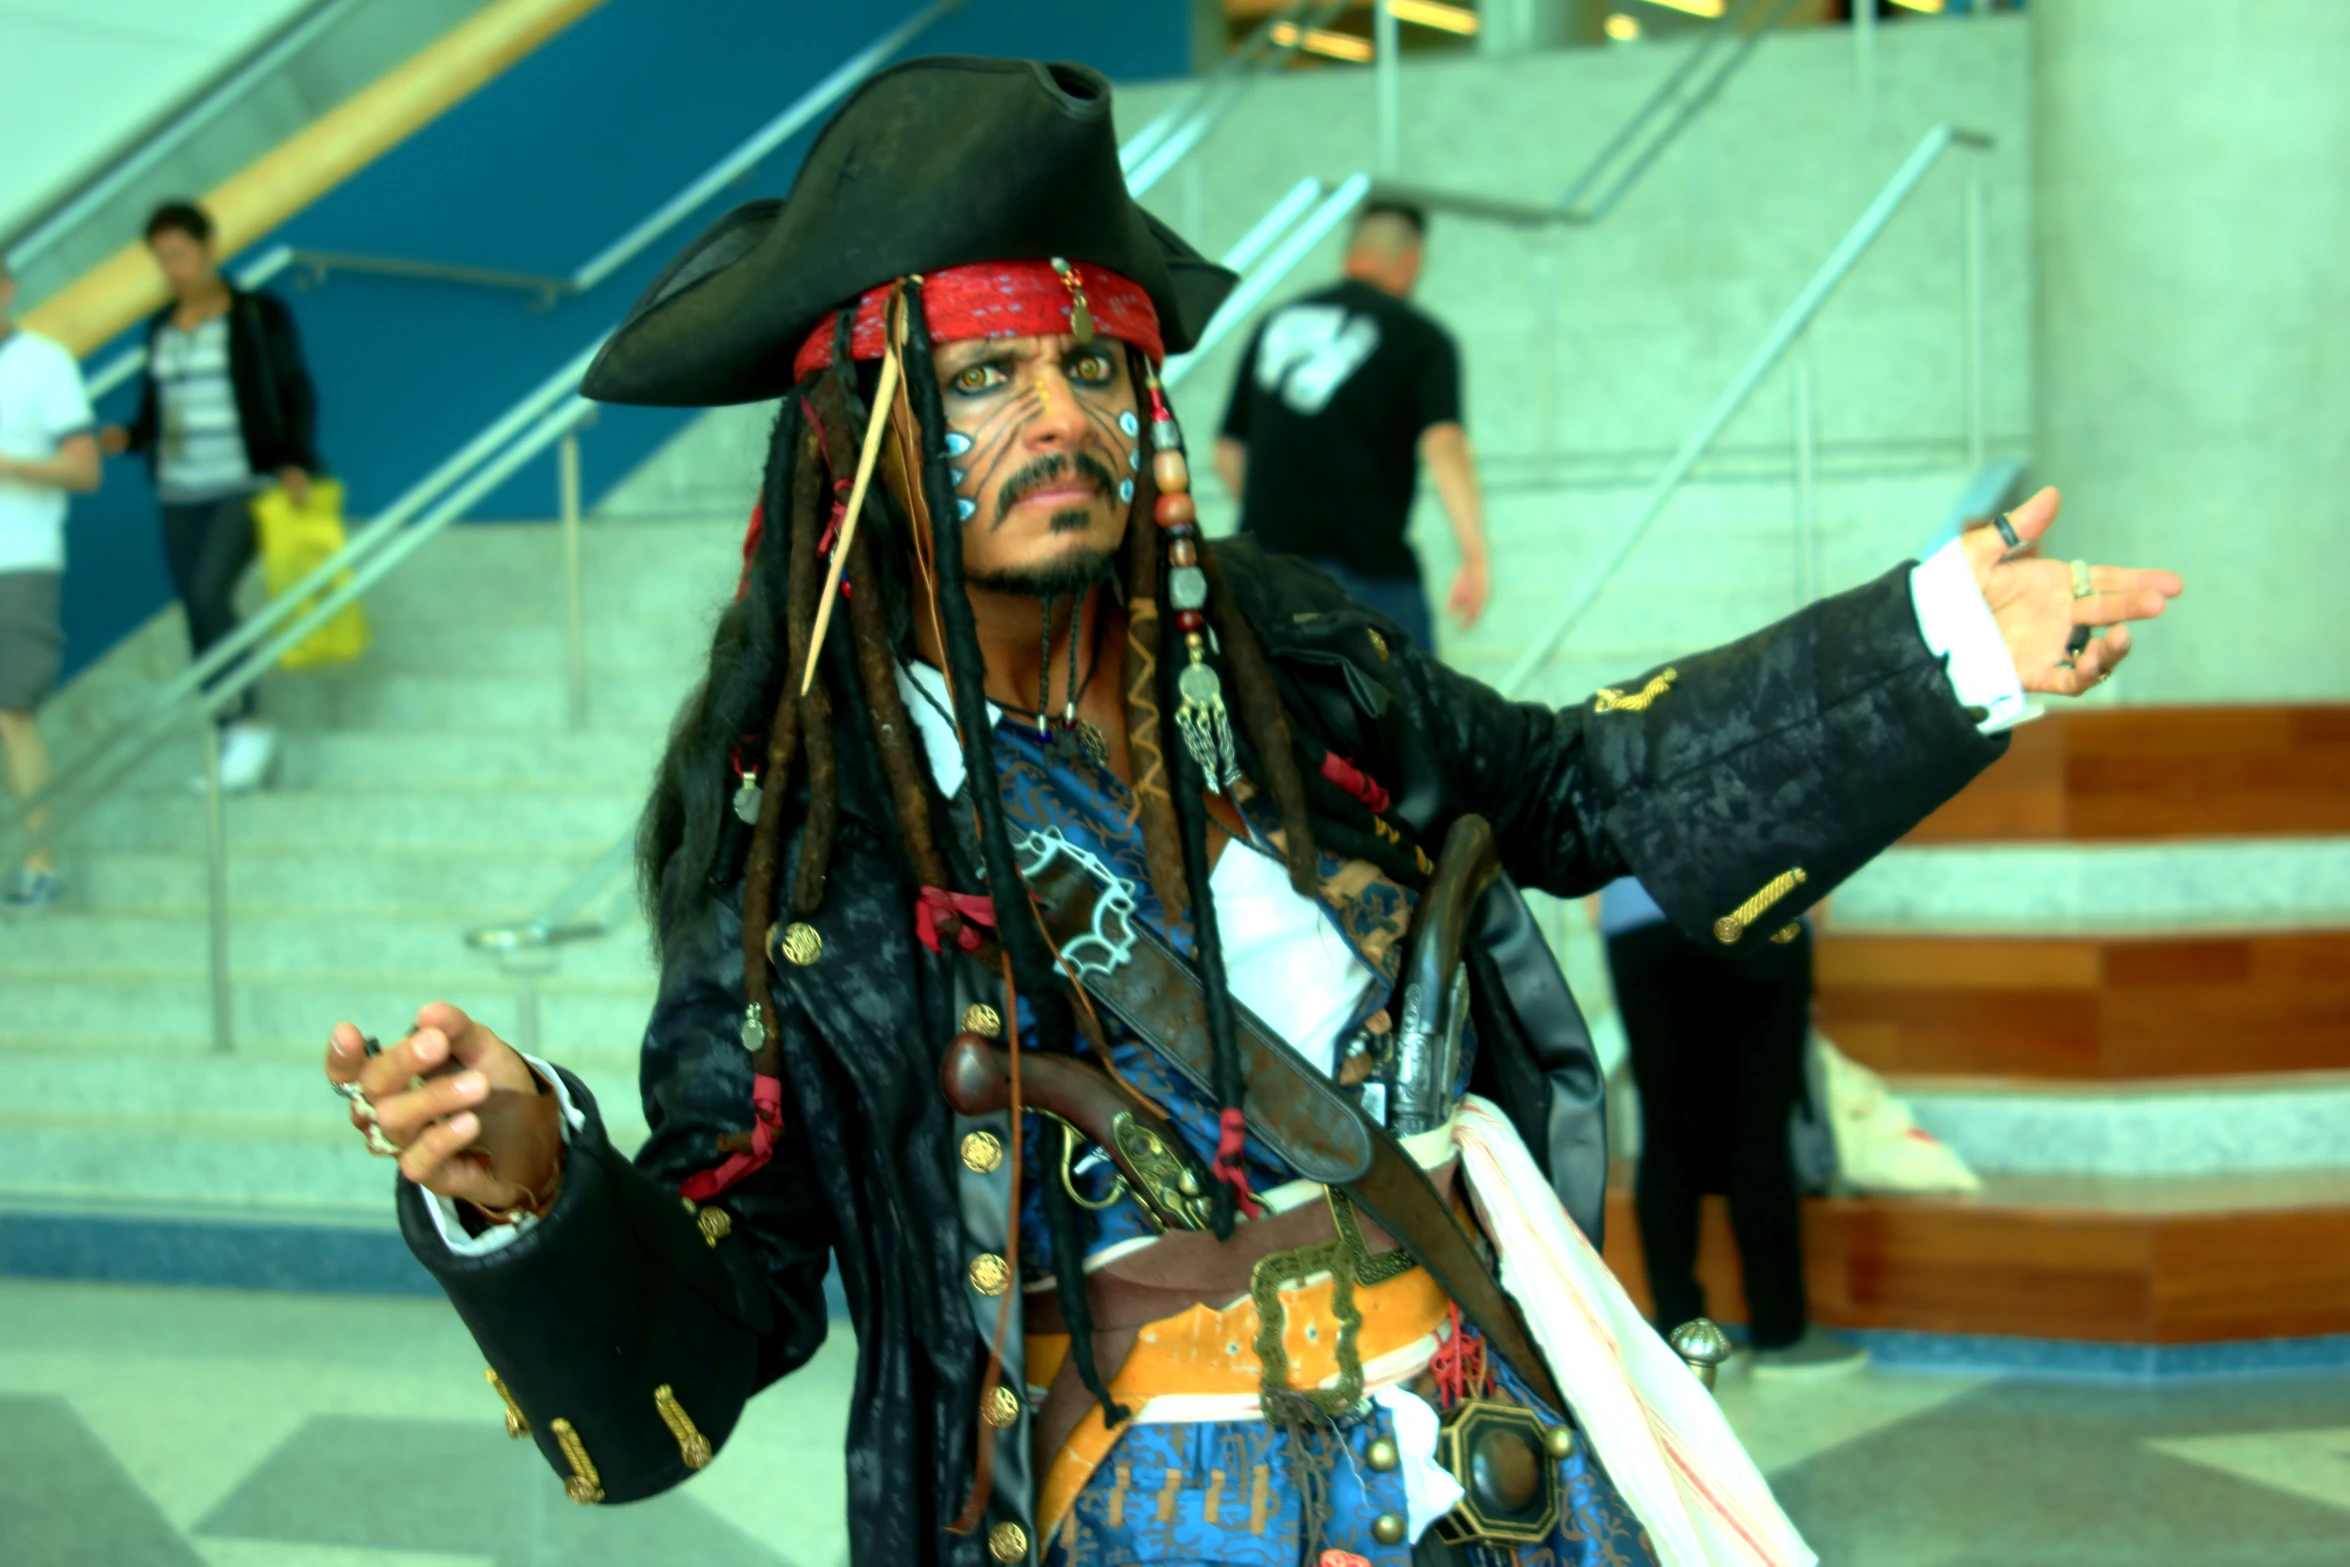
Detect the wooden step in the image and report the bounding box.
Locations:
[1812,930,2350,1079]
[1908,705,2350,842]
[1600,1171,2350,1344]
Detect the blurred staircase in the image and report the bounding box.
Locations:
[1602,711,2350,1374]
[0,515,739,1261]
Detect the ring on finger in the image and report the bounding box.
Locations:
[1994,511,2022,553]
[2066,625,2094,657]
[2069,559,2094,600]
[365,1123,402,1158]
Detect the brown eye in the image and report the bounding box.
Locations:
[952,363,1003,394]
[1071,352,1113,384]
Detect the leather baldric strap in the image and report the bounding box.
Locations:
[1011,824,1568,1416]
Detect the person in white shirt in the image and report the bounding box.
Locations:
[100,200,322,794]
[0,254,99,912]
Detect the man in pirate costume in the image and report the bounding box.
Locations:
[323,58,2180,1567]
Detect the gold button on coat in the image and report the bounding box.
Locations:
[774,922,823,966]
[988,1520,1029,1561]
[1371,1512,1407,1544]
[962,1003,1003,1038]
[960,1131,1005,1174]
[968,1252,1009,1295]
[1365,1435,1400,1472]
[984,1383,1022,1428]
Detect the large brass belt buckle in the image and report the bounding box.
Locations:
[1433,1397,1566,1546]
[1250,1237,1363,1419]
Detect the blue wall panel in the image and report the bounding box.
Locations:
[59,0,1190,682]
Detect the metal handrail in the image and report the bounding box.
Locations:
[1124,0,1349,198]
[461,830,637,1056]
[73,0,955,393]
[1374,0,1801,229]
[1496,124,1995,698]
[4,335,606,859]
[285,248,572,304]
[466,833,636,955]
[0,0,368,272]
[1163,173,1375,388]
[0,361,600,875]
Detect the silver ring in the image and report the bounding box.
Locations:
[2069,559,2094,600]
[365,1124,402,1158]
[1994,512,2021,552]
[333,1079,368,1105]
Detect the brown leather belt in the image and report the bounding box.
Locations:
[1026,1168,1448,1467]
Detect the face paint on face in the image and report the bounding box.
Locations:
[932,333,1138,596]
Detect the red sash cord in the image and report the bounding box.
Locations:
[678,1074,786,1202]
[914,886,998,954]
[1319,752,1393,816]
[1211,1106,1264,1218]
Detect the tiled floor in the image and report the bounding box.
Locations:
[3,1279,2347,1566]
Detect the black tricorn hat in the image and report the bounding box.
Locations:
[582,56,1238,408]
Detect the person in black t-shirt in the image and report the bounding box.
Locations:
[1213,202,1489,649]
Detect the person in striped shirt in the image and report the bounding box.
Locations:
[102,200,322,793]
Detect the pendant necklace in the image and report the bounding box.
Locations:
[1028,588,1109,768]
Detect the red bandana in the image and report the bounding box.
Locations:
[790,258,1164,381]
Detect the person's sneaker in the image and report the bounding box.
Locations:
[3,867,63,914]
[215,723,278,794]
[1749,1329,1870,1382]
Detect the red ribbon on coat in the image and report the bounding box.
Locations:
[1211,1107,1264,1218]
[678,1073,786,1202]
[1319,752,1393,816]
[915,886,998,954]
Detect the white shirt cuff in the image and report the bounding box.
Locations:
[423,1053,584,1258]
[1909,538,2039,735]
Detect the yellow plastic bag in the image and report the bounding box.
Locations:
[251,478,370,670]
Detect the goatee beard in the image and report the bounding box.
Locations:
[964,546,1118,601]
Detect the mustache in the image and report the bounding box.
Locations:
[992,452,1122,527]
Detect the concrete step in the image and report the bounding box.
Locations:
[64,786,642,855]
[1836,839,2350,935]
[260,668,699,731]
[352,619,714,677]
[0,972,657,1057]
[0,909,649,977]
[56,845,633,919]
[1895,1072,2350,1180]
[0,1053,652,1213]
[270,727,670,790]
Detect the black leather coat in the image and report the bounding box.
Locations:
[401,545,2004,1564]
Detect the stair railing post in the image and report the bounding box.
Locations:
[559,426,587,732]
[1963,160,1987,471]
[1854,0,1876,135]
[202,722,233,1055]
[1373,0,1401,174]
[1532,240,1559,474]
[1791,330,1818,608]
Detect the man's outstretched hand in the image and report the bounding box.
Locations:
[325,1001,561,1213]
[1965,486,2183,696]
